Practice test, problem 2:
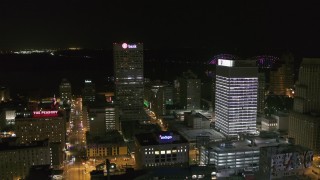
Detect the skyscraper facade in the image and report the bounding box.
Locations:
[178,71,201,110]
[59,78,72,103]
[82,79,96,105]
[215,59,258,137]
[113,43,144,122]
[289,58,320,155]
[258,72,266,114]
[269,53,294,96]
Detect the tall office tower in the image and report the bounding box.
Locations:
[59,78,72,103]
[258,72,266,114]
[82,79,96,105]
[289,58,320,155]
[178,71,201,109]
[113,43,145,138]
[269,53,294,96]
[215,59,258,137]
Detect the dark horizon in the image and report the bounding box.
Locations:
[1,1,320,57]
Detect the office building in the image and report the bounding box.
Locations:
[289,58,320,155]
[113,42,146,139]
[261,116,278,131]
[269,53,294,96]
[86,131,127,158]
[59,78,72,103]
[82,79,96,105]
[258,72,266,114]
[185,111,210,129]
[134,131,189,169]
[0,109,15,128]
[113,42,144,121]
[0,138,51,180]
[199,132,288,174]
[178,71,201,110]
[144,81,169,118]
[259,145,313,179]
[215,59,258,137]
[0,86,10,102]
[88,104,119,136]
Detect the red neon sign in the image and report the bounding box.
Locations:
[33,111,59,118]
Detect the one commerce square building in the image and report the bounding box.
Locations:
[215,59,258,137]
[113,43,145,123]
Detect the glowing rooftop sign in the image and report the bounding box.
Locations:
[122,43,137,49]
[33,111,58,118]
[159,135,173,140]
[218,59,234,67]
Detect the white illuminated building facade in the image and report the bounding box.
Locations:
[215,59,258,137]
[113,43,145,122]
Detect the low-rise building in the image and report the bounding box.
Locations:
[199,133,289,174]
[86,131,127,158]
[259,144,313,179]
[134,131,189,169]
[185,111,210,129]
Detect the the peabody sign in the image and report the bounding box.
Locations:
[33,111,58,118]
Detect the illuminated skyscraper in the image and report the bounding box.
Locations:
[113,43,145,138]
[215,59,258,137]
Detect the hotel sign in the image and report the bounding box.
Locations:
[159,135,173,140]
[33,111,58,118]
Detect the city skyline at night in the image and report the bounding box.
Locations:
[1,1,320,179]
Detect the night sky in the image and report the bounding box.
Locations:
[1,1,320,56]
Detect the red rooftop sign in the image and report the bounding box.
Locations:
[33,111,59,118]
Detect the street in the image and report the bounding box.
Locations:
[63,98,90,180]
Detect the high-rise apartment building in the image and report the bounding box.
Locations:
[59,78,72,103]
[215,59,258,137]
[289,58,320,155]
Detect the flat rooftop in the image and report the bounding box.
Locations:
[179,129,226,143]
[135,131,188,146]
